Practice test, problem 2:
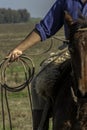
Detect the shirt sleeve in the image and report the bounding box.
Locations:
[35,0,64,41]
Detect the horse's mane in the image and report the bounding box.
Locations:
[69,17,87,38]
[64,11,87,39]
[77,16,87,29]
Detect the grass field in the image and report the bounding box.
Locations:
[0,21,64,130]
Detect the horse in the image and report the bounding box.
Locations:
[64,11,87,129]
[31,12,87,130]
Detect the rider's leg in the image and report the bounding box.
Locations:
[31,78,49,130]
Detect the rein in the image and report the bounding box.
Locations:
[77,27,87,31]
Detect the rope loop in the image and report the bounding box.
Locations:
[0,54,35,92]
[0,54,35,130]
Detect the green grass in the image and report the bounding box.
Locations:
[0,22,64,130]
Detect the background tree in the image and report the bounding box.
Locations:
[0,8,30,23]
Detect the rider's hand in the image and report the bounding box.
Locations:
[6,49,22,61]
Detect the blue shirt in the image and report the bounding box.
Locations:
[35,0,87,40]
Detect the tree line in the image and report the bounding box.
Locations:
[0,8,30,23]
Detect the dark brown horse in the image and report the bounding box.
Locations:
[47,12,87,130]
[64,11,87,129]
[32,12,87,130]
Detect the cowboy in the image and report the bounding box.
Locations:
[7,0,87,130]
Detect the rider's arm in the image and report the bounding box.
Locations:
[35,0,64,40]
[7,0,64,61]
[7,30,41,61]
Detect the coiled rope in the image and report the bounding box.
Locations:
[0,54,35,130]
[0,36,68,130]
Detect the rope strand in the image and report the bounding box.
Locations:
[0,54,35,130]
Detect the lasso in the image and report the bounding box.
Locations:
[0,36,68,130]
[0,54,35,130]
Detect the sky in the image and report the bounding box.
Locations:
[0,0,56,18]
